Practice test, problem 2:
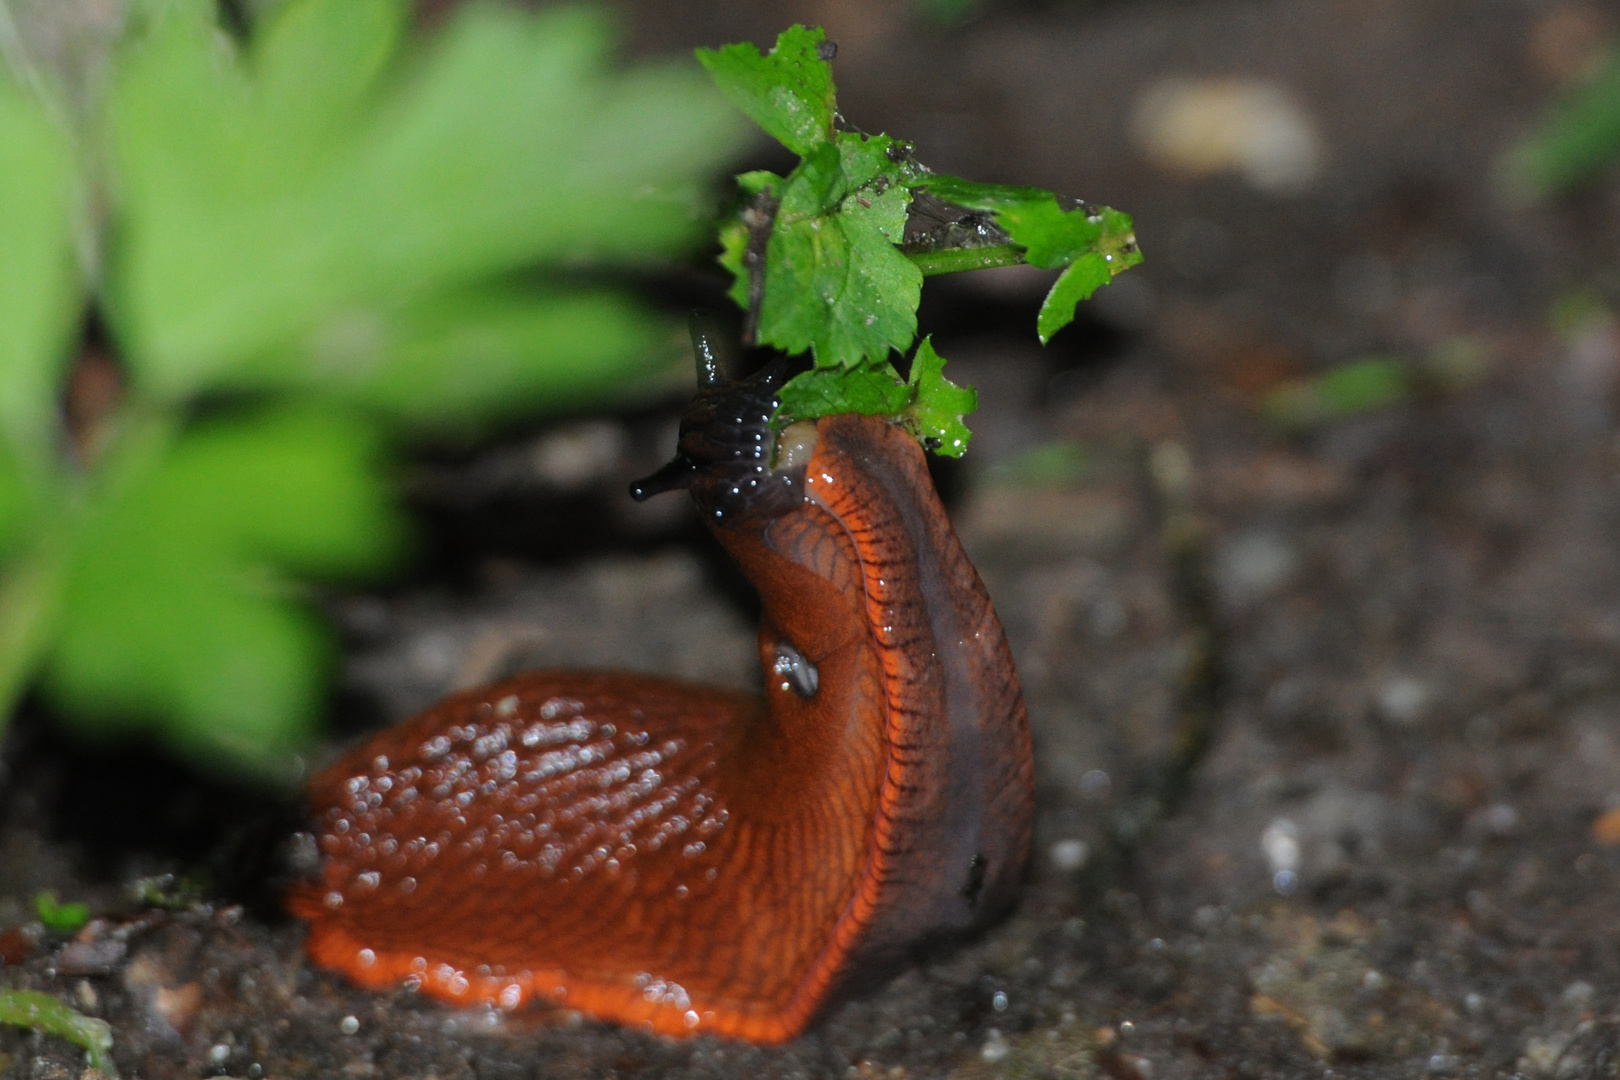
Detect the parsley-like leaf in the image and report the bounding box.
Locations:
[917,176,1141,342]
[776,336,977,456]
[757,137,922,368]
[696,25,835,156]
[778,361,911,423]
[902,337,976,456]
[702,24,1139,454]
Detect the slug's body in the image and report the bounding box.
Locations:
[290,364,1034,1043]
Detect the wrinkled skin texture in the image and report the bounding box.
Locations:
[291,388,1033,1043]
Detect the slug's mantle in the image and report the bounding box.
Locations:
[288,364,1034,1043]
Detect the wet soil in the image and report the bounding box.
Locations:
[7,0,1620,1076]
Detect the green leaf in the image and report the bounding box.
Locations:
[0,75,82,472]
[249,0,407,174]
[838,131,920,195]
[1038,253,1112,344]
[199,285,673,432]
[774,336,975,456]
[717,217,754,310]
[0,440,38,557]
[1261,357,1412,431]
[777,361,911,423]
[42,406,404,772]
[700,23,1143,459]
[755,135,922,368]
[1511,49,1620,197]
[917,175,1140,340]
[106,0,750,399]
[716,170,784,313]
[902,336,976,456]
[696,25,835,157]
[34,891,91,934]
[0,990,117,1077]
[296,288,674,432]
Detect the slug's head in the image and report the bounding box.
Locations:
[630,324,814,524]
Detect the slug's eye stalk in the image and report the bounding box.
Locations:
[628,456,699,502]
[629,330,807,521]
[690,313,727,389]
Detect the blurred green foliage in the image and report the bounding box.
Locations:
[0,989,116,1076]
[700,25,1140,455]
[1512,50,1620,197]
[33,890,90,933]
[983,440,1093,489]
[0,0,748,774]
[1262,357,1412,432]
[1260,337,1494,434]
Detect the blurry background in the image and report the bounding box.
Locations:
[6,0,1620,1077]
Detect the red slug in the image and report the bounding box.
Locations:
[288,355,1035,1043]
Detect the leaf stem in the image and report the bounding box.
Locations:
[905,243,1027,276]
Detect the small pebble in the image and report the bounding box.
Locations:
[530,422,626,490]
[1213,532,1299,605]
[980,1028,1010,1063]
[339,1015,360,1035]
[1562,980,1595,1008]
[56,938,127,977]
[1079,769,1112,801]
[1049,839,1089,872]
[1482,803,1519,836]
[1261,818,1301,893]
[1377,677,1431,726]
[1131,76,1323,193]
[75,980,98,1011]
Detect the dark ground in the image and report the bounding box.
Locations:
[6,0,1620,1076]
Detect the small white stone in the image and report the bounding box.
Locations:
[1261,818,1301,879]
[1562,980,1595,1007]
[980,1028,1011,1063]
[1131,76,1324,194]
[1049,839,1090,872]
[530,421,626,490]
[339,1015,360,1036]
[1377,677,1431,726]
[1522,1034,1569,1075]
[1483,803,1519,836]
[1214,532,1299,605]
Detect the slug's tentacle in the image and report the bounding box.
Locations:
[291,360,1034,1043]
[689,312,728,389]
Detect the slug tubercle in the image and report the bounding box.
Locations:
[289,347,1034,1043]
